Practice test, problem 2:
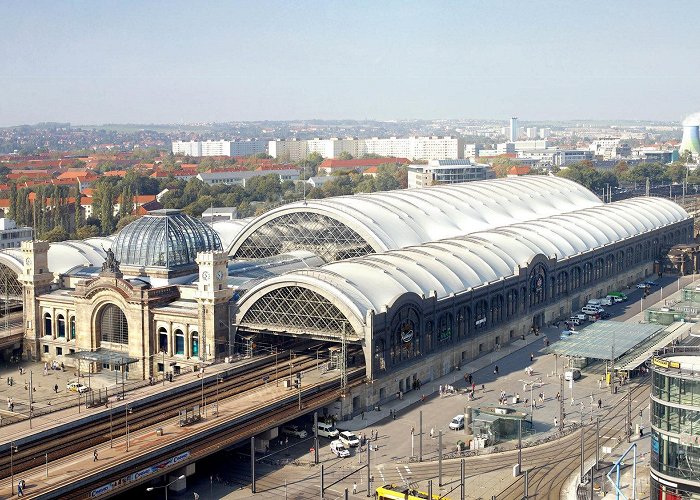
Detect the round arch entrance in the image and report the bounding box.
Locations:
[98,304,129,345]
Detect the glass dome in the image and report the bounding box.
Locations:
[113,209,223,268]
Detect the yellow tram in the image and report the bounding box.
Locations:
[375,484,450,500]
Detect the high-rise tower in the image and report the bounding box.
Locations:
[509,117,519,142]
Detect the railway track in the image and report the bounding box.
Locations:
[22,370,367,499]
[494,380,649,499]
[363,380,650,499]
[0,344,345,481]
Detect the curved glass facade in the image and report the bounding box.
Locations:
[234,212,374,263]
[113,209,222,268]
[651,354,700,497]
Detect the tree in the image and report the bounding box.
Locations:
[8,183,17,221]
[556,161,618,193]
[42,226,69,242]
[115,215,141,232]
[338,151,353,160]
[77,225,100,239]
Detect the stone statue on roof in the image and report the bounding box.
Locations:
[102,247,120,274]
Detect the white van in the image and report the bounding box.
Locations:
[598,297,613,306]
[587,299,602,306]
[581,306,602,315]
[317,422,339,439]
[564,369,581,381]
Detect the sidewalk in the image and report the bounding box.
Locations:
[339,332,544,433]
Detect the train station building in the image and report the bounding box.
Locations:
[0,176,692,417]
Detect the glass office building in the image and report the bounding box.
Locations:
[651,353,700,498]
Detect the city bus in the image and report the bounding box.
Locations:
[375,484,450,500]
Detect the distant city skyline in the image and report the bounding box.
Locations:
[1,0,699,127]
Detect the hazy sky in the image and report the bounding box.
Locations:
[2,0,698,126]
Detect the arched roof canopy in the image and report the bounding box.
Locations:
[228,176,603,261]
[235,196,689,337]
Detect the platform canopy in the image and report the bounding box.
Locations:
[65,348,139,366]
[546,321,665,361]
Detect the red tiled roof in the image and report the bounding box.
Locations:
[103,170,128,177]
[508,165,531,175]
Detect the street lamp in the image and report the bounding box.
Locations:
[215,377,223,416]
[125,404,133,452]
[9,441,18,496]
[146,474,186,500]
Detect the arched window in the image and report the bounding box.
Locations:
[491,296,504,324]
[191,331,199,357]
[475,300,487,330]
[44,313,52,337]
[389,306,421,364]
[557,271,568,295]
[175,329,185,355]
[529,264,547,307]
[617,250,625,273]
[571,267,581,289]
[99,304,128,345]
[437,313,453,345]
[158,327,168,354]
[57,315,66,338]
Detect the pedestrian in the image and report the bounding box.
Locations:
[285,436,289,445]
[640,425,644,437]
[598,399,602,409]
[494,365,499,375]
[54,384,58,394]
[554,416,558,427]
[353,482,357,494]
[93,449,98,461]
[570,397,574,406]
[361,411,365,420]
[430,427,435,439]
[374,430,378,441]
[556,391,560,400]
[530,353,534,362]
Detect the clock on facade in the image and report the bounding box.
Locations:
[216,270,224,280]
[202,271,210,280]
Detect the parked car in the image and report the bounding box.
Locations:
[560,330,574,339]
[66,381,90,393]
[568,317,581,326]
[645,280,658,287]
[317,421,339,439]
[564,369,581,381]
[338,431,360,448]
[449,415,465,430]
[571,313,587,321]
[636,283,650,289]
[598,297,613,306]
[281,425,308,439]
[330,440,350,457]
[607,292,627,302]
